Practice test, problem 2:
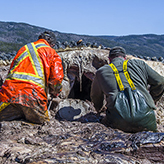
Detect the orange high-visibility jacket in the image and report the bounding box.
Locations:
[0,39,64,111]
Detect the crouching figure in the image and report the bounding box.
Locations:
[91,46,164,132]
[0,31,64,124]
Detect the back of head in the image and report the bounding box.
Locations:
[109,46,126,59]
[38,31,56,47]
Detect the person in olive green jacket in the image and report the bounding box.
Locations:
[91,46,164,132]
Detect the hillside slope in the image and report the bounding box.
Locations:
[98,34,164,57]
[0,21,164,58]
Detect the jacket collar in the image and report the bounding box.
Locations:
[111,57,125,63]
[37,39,51,47]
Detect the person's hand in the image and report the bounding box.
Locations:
[100,106,107,113]
[96,106,107,114]
[50,92,58,99]
[49,83,62,98]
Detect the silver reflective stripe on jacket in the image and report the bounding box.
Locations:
[6,43,48,88]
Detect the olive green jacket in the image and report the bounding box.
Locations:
[91,58,164,112]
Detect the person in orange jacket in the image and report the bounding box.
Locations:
[0,31,64,123]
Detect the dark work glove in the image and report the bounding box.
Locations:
[49,83,62,98]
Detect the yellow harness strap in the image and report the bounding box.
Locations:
[109,63,124,91]
[109,60,136,91]
[0,102,10,112]
[123,60,136,90]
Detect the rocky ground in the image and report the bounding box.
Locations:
[0,97,164,164]
[0,48,164,163]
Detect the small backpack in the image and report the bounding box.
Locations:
[109,60,157,132]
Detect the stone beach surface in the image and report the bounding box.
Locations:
[0,48,164,163]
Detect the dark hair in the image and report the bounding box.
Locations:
[38,31,56,47]
[109,46,126,58]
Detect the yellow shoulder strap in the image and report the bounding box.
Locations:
[109,60,136,91]
[109,63,124,91]
[123,60,136,90]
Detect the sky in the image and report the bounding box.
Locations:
[0,0,164,36]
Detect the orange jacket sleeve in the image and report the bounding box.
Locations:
[48,49,64,97]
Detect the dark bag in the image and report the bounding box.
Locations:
[109,60,157,132]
